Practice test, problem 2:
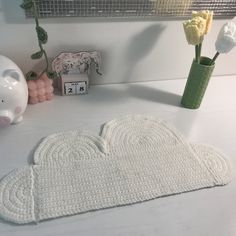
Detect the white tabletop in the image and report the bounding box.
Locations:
[0,76,236,236]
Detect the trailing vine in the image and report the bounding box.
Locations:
[20,0,56,80]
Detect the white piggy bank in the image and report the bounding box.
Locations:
[0,55,28,127]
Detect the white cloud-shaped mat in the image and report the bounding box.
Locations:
[0,115,231,224]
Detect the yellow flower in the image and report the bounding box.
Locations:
[192,10,213,34]
[183,16,206,45]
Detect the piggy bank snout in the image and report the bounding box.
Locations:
[0,111,13,127]
[0,116,11,127]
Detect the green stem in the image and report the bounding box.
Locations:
[195,44,201,64]
[210,52,220,66]
[32,0,39,28]
[38,50,49,78]
[195,45,198,63]
[43,50,49,71]
[198,43,202,62]
[32,0,49,77]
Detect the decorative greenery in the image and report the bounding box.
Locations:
[20,0,56,80]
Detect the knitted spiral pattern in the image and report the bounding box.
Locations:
[34,131,108,165]
[100,115,187,155]
[0,167,35,224]
[0,115,231,224]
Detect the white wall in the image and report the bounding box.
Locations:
[0,0,235,85]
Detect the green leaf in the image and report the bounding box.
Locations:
[26,71,38,80]
[47,71,58,79]
[31,50,43,59]
[36,26,48,44]
[20,0,33,10]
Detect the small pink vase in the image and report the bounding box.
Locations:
[27,73,54,104]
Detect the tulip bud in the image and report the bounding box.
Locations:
[192,10,213,34]
[183,16,206,45]
[215,22,236,54]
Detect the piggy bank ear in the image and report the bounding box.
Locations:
[2,69,20,81]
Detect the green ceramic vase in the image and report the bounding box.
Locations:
[181,57,215,109]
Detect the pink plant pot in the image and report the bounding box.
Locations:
[27,73,54,104]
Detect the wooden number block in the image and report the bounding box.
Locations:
[60,74,89,96]
[76,82,87,95]
[64,82,77,95]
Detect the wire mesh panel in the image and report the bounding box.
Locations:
[25,0,236,18]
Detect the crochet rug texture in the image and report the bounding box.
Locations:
[0,115,231,224]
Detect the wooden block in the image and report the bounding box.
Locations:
[60,73,89,96]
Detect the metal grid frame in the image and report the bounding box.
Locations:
[25,0,236,18]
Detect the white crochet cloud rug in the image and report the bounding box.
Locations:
[0,115,231,224]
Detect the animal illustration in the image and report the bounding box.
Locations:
[52,51,102,76]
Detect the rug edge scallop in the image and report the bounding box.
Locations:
[190,143,232,185]
[0,167,35,224]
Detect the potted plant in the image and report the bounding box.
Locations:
[20,0,55,104]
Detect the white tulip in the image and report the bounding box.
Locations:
[215,22,236,53]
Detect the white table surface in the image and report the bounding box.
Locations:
[0,76,236,236]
